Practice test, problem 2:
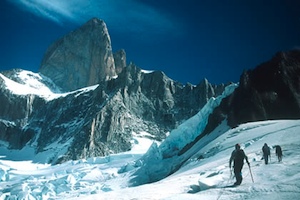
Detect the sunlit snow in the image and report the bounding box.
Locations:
[1,120,300,199]
[141,69,154,74]
[0,70,99,101]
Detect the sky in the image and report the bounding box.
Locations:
[0,0,300,84]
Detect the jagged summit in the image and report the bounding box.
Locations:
[39,18,118,92]
[79,18,109,37]
[85,17,106,26]
[0,61,225,163]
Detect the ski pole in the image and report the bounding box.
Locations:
[248,164,254,183]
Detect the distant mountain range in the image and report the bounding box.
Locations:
[0,18,299,164]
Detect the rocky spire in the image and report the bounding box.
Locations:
[39,18,117,91]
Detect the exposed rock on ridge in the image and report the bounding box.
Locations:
[39,18,118,92]
[0,64,225,163]
[203,50,300,134]
[114,49,126,74]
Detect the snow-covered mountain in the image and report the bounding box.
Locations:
[1,17,300,199]
[0,18,226,164]
[0,69,63,100]
[0,66,225,164]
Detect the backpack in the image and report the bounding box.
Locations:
[234,149,245,165]
[263,145,270,155]
[275,145,282,156]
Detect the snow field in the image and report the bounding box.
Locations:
[1,120,298,199]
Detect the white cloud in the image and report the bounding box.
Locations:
[8,0,182,38]
[10,0,75,25]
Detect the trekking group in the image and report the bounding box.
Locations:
[229,143,282,186]
[261,143,282,164]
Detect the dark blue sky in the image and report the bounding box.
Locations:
[1,0,300,84]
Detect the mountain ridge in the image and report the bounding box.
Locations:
[0,63,225,163]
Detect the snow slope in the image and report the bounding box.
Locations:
[1,120,300,199]
[0,70,99,101]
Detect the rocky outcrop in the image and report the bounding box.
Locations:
[0,80,34,127]
[203,50,300,135]
[114,49,126,75]
[0,77,41,149]
[39,18,117,92]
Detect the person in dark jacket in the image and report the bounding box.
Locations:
[229,143,250,185]
[275,145,282,162]
[262,143,271,164]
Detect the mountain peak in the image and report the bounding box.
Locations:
[39,18,116,92]
[82,17,107,32]
[87,17,105,25]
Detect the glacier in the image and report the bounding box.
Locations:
[0,80,299,199]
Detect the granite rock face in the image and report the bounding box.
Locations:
[114,49,126,75]
[39,18,117,92]
[0,65,224,164]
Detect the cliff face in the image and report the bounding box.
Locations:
[39,18,117,92]
[0,64,224,164]
[203,50,300,135]
[227,50,300,126]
